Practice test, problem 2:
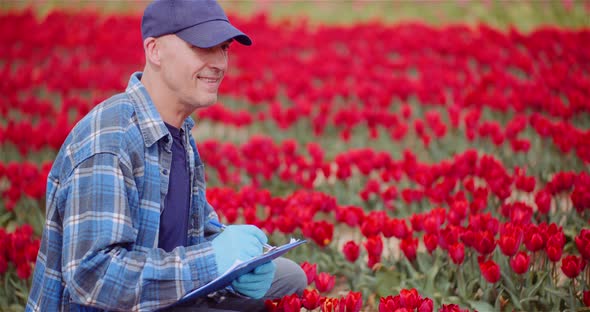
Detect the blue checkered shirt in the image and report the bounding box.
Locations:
[26,72,221,311]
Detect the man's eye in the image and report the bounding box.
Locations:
[221,44,231,51]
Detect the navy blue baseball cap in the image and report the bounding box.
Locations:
[141,0,252,48]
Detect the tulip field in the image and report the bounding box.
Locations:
[1,2,590,312]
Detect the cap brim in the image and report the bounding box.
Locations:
[175,20,252,48]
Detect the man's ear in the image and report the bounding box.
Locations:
[144,37,161,66]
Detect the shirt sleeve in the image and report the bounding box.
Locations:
[59,152,218,311]
[203,201,222,240]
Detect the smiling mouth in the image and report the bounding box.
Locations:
[198,76,221,83]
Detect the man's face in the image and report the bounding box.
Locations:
[157,35,231,109]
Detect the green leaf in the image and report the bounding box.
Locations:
[0,211,13,227]
[416,251,433,272]
[494,289,504,311]
[5,220,18,233]
[401,257,419,278]
[569,283,578,312]
[500,270,517,294]
[424,257,440,294]
[526,271,548,298]
[445,296,463,305]
[468,300,496,312]
[456,267,466,298]
[9,304,25,312]
[543,286,568,300]
[8,278,26,293]
[374,268,400,298]
[405,278,421,291]
[466,276,480,293]
[500,285,523,311]
[520,296,540,304]
[15,289,29,301]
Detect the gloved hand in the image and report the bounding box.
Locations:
[211,225,267,274]
[232,261,276,299]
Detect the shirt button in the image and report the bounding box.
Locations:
[162,169,169,175]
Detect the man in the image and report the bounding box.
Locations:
[26,0,306,311]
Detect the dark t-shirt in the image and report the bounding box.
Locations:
[158,122,191,252]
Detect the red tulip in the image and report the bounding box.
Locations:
[423,233,438,254]
[302,220,333,247]
[448,243,465,265]
[0,256,7,275]
[300,261,317,285]
[524,224,547,252]
[401,103,412,119]
[510,251,530,274]
[335,205,365,228]
[468,212,499,234]
[364,235,384,259]
[315,272,336,293]
[418,298,434,312]
[422,208,445,234]
[479,260,501,283]
[498,223,523,257]
[383,218,411,239]
[400,237,419,262]
[439,303,469,312]
[506,202,534,225]
[534,189,552,214]
[302,289,321,310]
[438,226,461,251]
[379,296,400,312]
[575,229,590,261]
[571,173,590,214]
[360,214,383,238]
[545,228,565,262]
[561,255,586,279]
[546,171,576,195]
[276,216,298,234]
[546,239,564,263]
[448,200,468,225]
[321,297,338,312]
[474,231,497,255]
[513,167,535,193]
[280,293,301,312]
[264,299,281,312]
[410,213,425,232]
[340,291,362,312]
[460,229,478,249]
[583,290,590,307]
[399,288,420,309]
[342,240,360,263]
[16,262,32,280]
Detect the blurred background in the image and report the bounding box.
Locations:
[1,0,589,30]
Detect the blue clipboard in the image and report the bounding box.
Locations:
[171,239,307,307]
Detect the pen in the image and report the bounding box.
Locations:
[209,220,274,250]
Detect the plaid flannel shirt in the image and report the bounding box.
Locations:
[26,72,221,311]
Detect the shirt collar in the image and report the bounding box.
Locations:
[125,72,195,147]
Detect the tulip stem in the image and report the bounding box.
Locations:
[551,262,557,286]
[571,280,578,311]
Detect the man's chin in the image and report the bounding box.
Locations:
[194,96,218,109]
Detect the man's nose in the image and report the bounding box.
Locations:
[209,48,228,71]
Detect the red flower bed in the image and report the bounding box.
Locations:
[0,8,589,311]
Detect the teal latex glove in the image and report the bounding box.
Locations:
[211,225,267,274]
[232,261,277,299]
